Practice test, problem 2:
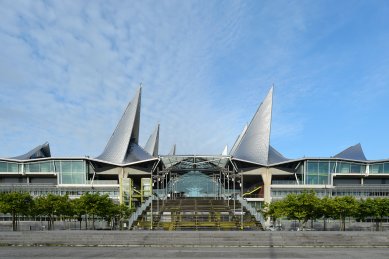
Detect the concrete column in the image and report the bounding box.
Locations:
[119,169,124,204]
[118,168,129,205]
[261,168,272,204]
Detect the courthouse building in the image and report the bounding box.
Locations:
[1,86,389,213]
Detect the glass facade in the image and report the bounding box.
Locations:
[335,162,366,174]
[305,160,369,184]
[1,160,87,184]
[370,163,389,174]
[57,161,87,185]
[25,161,54,173]
[0,162,20,173]
[305,161,330,184]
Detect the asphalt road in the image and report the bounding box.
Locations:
[0,246,388,259]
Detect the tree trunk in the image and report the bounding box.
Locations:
[92,214,95,230]
[85,214,88,230]
[12,210,16,231]
[323,218,327,231]
[375,219,380,231]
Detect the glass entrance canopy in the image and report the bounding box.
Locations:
[157,156,238,198]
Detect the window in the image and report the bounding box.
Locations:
[338,163,350,174]
[384,163,389,174]
[370,164,383,174]
[58,160,86,184]
[306,161,330,185]
[0,162,20,173]
[0,162,7,172]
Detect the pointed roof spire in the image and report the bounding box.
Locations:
[12,142,51,160]
[168,144,176,155]
[229,124,248,156]
[96,86,142,164]
[144,124,160,157]
[334,143,367,161]
[222,145,228,156]
[232,86,273,165]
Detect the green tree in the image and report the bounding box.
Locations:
[33,194,70,230]
[330,196,358,231]
[283,191,320,230]
[318,196,335,231]
[70,198,86,230]
[263,200,285,227]
[0,192,33,231]
[364,198,389,231]
[110,203,132,230]
[80,192,113,229]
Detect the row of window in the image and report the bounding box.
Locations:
[271,189,389,198]
[0,160,86,173]
[0,160,87,185]
[303,161,389,185]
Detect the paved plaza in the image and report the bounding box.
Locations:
[1,231,388,258]
[0,246,388,259]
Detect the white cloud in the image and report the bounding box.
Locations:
[1,0,388,160]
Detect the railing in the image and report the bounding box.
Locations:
[243,186,261,197]
[236,195,266,229]
[271,180,299,185]
[128,195,154,229]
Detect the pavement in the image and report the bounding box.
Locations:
[0,246,388,259]
[1,231,389,247]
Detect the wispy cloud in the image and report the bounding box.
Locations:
[1,0,389,159]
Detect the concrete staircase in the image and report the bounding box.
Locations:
[131,198,264,231]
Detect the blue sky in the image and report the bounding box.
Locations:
[1,0,389,160]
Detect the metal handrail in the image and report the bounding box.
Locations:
[128,195,154,229]
[236,194,266,228]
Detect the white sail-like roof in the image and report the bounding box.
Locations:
[229,124,248,156]
[96,87,151,164]
[221,145,228,156]
[168,144,176,155]
[232,87,273,165]
[144,124,160,157]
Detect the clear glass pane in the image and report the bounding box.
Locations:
[61,161,72,173]
[29,163,40,172]
[0,162,7,172]
[40,162,52,172]
[8,163,19,172]
[350,164,362,174]
[71,161,84,172]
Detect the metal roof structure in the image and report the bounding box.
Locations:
[96,87,153,164]
[2,85,387,169]
[168,144,176,156]
[268,145,289,164]
[232,86,273,165]
[334,143,367,161]
[11,142,51,160]
[229,124,247,156]
[144,124,160,157]
[221,145,228,156]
